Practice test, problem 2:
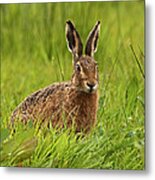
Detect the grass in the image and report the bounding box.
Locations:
[0,1,145,169]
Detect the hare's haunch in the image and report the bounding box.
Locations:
[11,20,100,133]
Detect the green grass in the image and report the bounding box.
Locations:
[0,1,145,169]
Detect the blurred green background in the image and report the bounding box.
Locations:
[1,1,144,169]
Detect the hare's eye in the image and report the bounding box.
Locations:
[76,64,81,72]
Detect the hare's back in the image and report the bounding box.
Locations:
[11,82,71,122]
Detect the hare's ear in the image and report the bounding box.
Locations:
[66,20,83,59]
[85,21,100,57]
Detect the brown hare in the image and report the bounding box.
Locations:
[11,20,100,133]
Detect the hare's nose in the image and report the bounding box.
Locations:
[86,83,95,89]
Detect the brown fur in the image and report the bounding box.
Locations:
[11,21,100,133]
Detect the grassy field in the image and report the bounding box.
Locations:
[0,1,145,169]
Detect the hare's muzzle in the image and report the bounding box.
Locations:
[86,82,98,93]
